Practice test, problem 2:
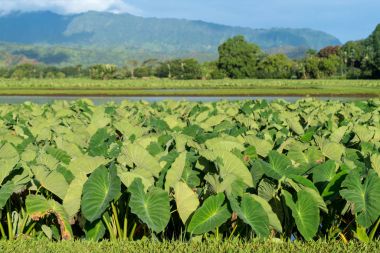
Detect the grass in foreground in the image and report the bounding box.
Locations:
[0,239,379,253]
[0,78,379,96]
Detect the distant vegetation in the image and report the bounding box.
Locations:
[1,24,379,81]
[0,11,340,65]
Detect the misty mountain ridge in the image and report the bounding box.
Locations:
[0,11,341,65]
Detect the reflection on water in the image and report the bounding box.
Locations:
[0,96,369,105]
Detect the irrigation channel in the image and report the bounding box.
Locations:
[0,95,371,105]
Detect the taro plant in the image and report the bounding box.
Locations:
[0,98,378,243]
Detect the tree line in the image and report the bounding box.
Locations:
[1,24,379,80]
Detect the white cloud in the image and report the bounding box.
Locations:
[0,0,141,15]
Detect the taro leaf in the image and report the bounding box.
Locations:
[67,155,108,175]
[188,193,230,235]
[229,194,270,237]
[245,136,273,157]
[46,147,71,165]
[63,174,87,219]
[287,117,304,135]
[88,128,114,157]
[251,195,282,233]
[41,225,53,240]
[330,126,348,143]
[125,142,162,178]
[26,195,73,240]
[287,147,323,168]
[354,125,374,142]
[262,151,295,180]
[165,152,187,191]
[174,181,199,224]
[371,154,380,177]
[200,150,253,187]
[84,219,106,241]
[258,179,277,202]
[205,137,245,152]
[282,189,320,241]
[81,166,120,222]
[0,181,16,209]
[0,143,20,185]
[117,168,154,192]
[322,171,348,198]
[251,159,266,186]
[312,160,337,184]
[43,171,69,200]
[128,178,170,233]
[181,166,200,188]
[321,142,345,161]
[21,145,37,162]
[287,176,327,213]
[340,171,380,228]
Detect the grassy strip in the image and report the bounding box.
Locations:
[0,88,379,96]
[1,78,380,89]
[0,78,379,96]
[0,239,379,253]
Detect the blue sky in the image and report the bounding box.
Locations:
[1,0,379,42]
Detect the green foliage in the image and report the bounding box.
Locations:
[340,171,380,228]
[257,54,294,79]
[0,98,378,243]
[128,178,171,233]
[89,64,118,80]
[188,193,230,235]
[2,23,380,80]
[218,36,263,78]
[81,166,121,222]
[370,24,380,77]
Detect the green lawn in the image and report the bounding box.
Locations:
[0,78,379,96]
[0,240,378,253]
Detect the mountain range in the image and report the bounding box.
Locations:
[0,11,341,66]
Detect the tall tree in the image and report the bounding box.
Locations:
[370,24,380,76]
[217,36,263,79]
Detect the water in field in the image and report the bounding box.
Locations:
[0,95,370,105]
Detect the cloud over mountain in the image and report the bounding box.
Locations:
[0,0,140,15]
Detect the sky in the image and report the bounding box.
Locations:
[0,0,379,42]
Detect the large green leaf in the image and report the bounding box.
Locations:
[188,193,230,235]
[244,136,273,157]
[261,151,295,180]
[174,181,199,224]
[340,171,380,228]
[43,171,69,200]
[81,166,120,222]
[125,142,162,178]
[251,195,282,233]
[67,155,108,175]
[0,143,19,185]
[312,160,337,183]
[287,117,304,135]
[63,174,87,219]
[205,137,245,152]
[371,154,380,177]
[117,168,154,191]
[46,147,71,165]
[200,150,253,187]
[165,152,187,191]
[128,178,170,233]
[282,190,320,241]
[0,181,16,209]
[229,194,270,237]
[84,220,106,241]
[321,142,345,161]
[26,195,73,240]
